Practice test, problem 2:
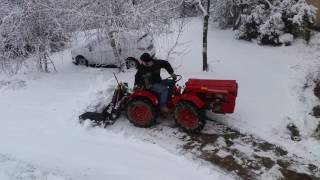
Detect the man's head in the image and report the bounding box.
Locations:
[140,53,153,67]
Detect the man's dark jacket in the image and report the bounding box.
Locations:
[134,60,174,88]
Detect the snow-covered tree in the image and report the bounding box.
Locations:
[236,3,268,41]
[0,0,69,73]
[200,0,210,71]
[184,0,210,71]
[210,0,242,29]
[0,0,184,74]
[36,0,184,70]
[258,11,285,44]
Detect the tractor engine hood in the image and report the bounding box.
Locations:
[185,79,238,96]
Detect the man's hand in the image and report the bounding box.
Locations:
[171,74,177,81]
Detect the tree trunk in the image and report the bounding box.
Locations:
[108,31,121,70]
[44,55,48,72]
[233,2,243,30]
[38,56,43,72]
[202,0,210,72]
[37,46,43,72]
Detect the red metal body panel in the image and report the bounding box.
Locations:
[185,79,238,96]
[220,94,237,113]
[130,89,159,106]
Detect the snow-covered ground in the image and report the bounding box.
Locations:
[0,56,232,179]
[0,18,319,179]
[157,19,320,163]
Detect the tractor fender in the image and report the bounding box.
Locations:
[130,90,159,106]
[174,94,205,109]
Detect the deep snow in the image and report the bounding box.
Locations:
[0,18,319,179]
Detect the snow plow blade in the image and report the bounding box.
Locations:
[79,111,117,127]
[79,79,129,127]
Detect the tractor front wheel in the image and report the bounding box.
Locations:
[173,102,206,133]
[126,98,157,128]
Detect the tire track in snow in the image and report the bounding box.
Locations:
[101,117,320,180]
[181,120,320,180]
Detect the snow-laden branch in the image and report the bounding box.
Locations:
[197,0,208,16]
[263,0,274,9]
[143,0,181,13]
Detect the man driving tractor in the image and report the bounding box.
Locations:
[80,53,238,133]
[134,53,177,113]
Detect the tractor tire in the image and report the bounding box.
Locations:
[173,101,206,133]
[125,57,139,69]
[75,56,88,66]
[126,98,157,128]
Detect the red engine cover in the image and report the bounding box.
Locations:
[185,79,238,95]
[185,79,238,113]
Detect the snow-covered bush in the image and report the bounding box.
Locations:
[289,0,317,41]
[236,4,269,40]
[258,12,285,45]
[279,33,294,45]
[235,0,316,45]
[181,0,200,17]
[211,0,237,29]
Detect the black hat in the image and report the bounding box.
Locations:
[140,53,153,62]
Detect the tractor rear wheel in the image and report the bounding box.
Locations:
[173,101,206,133]
[126,98,157,128]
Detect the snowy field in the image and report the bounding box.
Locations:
[0,18,319,179]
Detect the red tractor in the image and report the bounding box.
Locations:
[80,74,238,133]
